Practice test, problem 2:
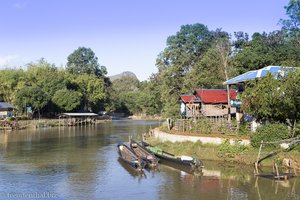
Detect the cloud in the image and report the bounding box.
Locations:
[0,55,27,68]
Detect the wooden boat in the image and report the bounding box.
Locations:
[142,142,203,173]
[129,138,159,168]
[117,142,145,172]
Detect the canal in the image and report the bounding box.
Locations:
[0,120,299,200]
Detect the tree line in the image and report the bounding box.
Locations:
[0,0,299,124]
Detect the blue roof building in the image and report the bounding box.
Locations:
[223,66,298,85]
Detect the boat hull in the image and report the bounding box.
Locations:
[117,143,145,172]
[142,142,203,174]
[129,139,159,168]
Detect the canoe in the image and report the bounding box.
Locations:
[129,138,159,168]
[117,142,145,172]
[142,142,203,173]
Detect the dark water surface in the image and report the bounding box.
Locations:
[0,120,299,200]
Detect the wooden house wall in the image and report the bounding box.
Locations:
[201,104,236,117]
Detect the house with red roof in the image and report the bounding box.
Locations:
[180,89,236,118]
[195,89,236,117]
[179,95,201,118]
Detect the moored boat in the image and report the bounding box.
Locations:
[117,142,145,172]
[129,138,159,168]
[142,142,203,173]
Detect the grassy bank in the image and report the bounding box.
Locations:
[146,137,300,169]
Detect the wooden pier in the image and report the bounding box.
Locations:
[59,113,98,126]
[254,139,299,180]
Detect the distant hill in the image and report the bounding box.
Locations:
[109,71,138,82]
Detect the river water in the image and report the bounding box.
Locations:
[0,120,299,200]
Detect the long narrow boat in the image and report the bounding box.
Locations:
[129,138,159,168]
[142,142,203,173]
[117,142,145,172]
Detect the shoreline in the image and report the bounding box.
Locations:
[146,128,300,169]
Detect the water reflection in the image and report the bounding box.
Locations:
[0,120,299,200]
[118,158,146,180]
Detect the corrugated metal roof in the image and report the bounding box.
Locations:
[223,66,298,85]
[180,95,201,103]
[0,102,15,110]
[61,113,98,117]
[194,89,236,104]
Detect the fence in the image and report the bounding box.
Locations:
[173,117,240,134]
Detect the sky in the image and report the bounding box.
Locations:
[0,0,289,80]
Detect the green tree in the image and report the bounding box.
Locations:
[279,0,300,45]
[233,31,300,74]
[0,69,25,103]
[137,75,163,115]
[66,47,107,77]
[15,86,50,118]
[26,58,69,96]
[73,74,106,112]
[156,23,216,117]
[241,70,300,126]
[108,75,140,114]
[52,89,82,111]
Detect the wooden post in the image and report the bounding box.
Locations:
[274,162,280,180]
[292,160,297,176]
[256,141,263,166]
[254,162,259,175]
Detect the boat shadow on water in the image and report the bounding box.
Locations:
[159,159,203,176]
[117,158,146,179]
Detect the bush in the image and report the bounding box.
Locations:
[218,139,248,161]
[250,123,291,148]
[238,122,251,135]
[191,118,212,134]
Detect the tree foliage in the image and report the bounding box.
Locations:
[52,89,82,111]
[241,70,300,125]
[279,0,300,45]
[15,86,50,117]
[66,47,107,77]
[1,1,300,120]
[250,123,291,148]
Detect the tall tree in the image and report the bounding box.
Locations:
[279,0,300,45]
[73,74,106,112]
[233,31,300,74]
[15,86,50,118]
[66,47,107,77]
[156,23,215,117]
[26,58,68,97]
[215,38,232,121]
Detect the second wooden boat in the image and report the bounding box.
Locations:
[129,138,159,168]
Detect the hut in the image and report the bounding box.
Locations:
[59,113,98,126]
[0,102,15,119]
[179,95,201,118]
[223,66,298,130]
[194,89,236,117]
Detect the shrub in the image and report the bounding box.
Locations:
[250,123,291,148]
[238,122,251,135]
[191,118,212,134]
[218,139,248,161]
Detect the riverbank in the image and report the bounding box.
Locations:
[146,128,300,169]
[0,118,112,131]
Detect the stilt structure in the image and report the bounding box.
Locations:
[59,113,98,126]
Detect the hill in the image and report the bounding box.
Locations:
[109,71,138,82]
